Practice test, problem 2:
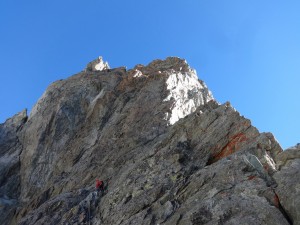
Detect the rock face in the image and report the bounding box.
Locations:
[273,145,300,225]
[0,57,298,225]
[0,110,27,225]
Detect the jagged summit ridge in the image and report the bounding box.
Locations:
[162,64,213,124]
[31,57,213,126]
[0,56,299,225]
[129,56,214,125]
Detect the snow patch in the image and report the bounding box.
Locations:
[133,69,143,77]
[163,70,213,125]
[93,57,110,71]
[86,56,110,72]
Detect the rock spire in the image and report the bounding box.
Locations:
[86,56,110,72]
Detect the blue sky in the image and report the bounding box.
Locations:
[0,1,299,149]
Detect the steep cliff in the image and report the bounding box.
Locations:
[0,57,299,225]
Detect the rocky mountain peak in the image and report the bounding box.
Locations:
[86,56,110,72]
[130,57,214,125]
[0,57,299,225]
[138,57,190,72]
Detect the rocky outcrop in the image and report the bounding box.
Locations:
[273,144,300,225]
[0,57,298,225]
[85,56,110,72]
[0,109,27,225]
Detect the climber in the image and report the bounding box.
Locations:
[95,179,104,192]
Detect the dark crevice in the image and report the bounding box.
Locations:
[274,192,293,225]
[72,148,85,166]
[136,204,151,217]
[99,110,113,130]
[206,154,216,166]
[175,214,183,225]
[149,215,156,225]
[143,208,156,225]
[124,194,132,204]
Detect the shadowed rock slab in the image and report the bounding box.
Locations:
[0,109,27,225]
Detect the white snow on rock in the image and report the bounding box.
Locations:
[86,56,110,72]
[164,69,213,125]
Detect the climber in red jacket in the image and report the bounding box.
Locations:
[95,179,104,192]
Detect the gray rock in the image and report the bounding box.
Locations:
[85,56,110,72]
[0,57,297,225]
[273,145,300,225]
[0,109,27,225]
[276,145,300,169]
